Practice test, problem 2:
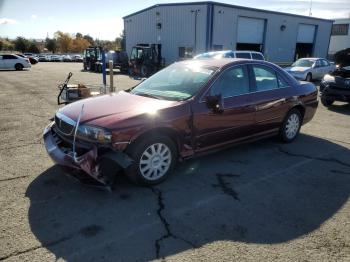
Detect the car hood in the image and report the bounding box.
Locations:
[57,91,181,129]
[285,66,309,72]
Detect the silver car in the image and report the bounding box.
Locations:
[285,58,335,82]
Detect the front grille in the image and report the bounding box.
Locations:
[55,114,75,135]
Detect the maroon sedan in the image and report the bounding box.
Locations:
[43,59,318,186]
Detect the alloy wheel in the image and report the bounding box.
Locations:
[139,143,172,181]
[285,113,300,140]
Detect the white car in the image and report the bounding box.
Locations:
[194,50,265,60]
[284,58,336,82]
[0,54,31,70]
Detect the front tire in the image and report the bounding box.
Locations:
[305,73,312,82]
[125,135,177,185]
[140,65,148,77]
[280,109,302,143]
[15,63,23,71]
[321,96,334,107]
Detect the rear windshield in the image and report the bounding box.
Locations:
[252,53,264,60]
[235,53,251,59]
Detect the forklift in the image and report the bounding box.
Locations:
[129,44,163,77]
[83,46,102,72]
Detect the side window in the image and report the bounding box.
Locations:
[321,59,329,67]
[252,53,264,60]
[315,60,321,67]
[235,52,251,59]
[209,66,250,98]
[3,55,16,59]
[253,66,279,91]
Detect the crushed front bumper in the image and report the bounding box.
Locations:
[43,122,133,185]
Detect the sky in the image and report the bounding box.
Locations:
[0,0,349,40]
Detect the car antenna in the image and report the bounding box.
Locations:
[72,103,85,164]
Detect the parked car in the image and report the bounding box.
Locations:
[62,55,73,62]
[72,54,83,62]
[43,59,318,186]
[0,54,31,70]
[16,54,38,64]
[38,55,49,62]
[284,58,335,82]
[194,50,265,60]
[50,55,62,62]
[319,50,350,106]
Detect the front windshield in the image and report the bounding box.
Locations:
[292,59,314,67]
[131,63,216,101]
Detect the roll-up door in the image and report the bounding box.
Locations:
[297,24,316,43]
[236,17,265,52]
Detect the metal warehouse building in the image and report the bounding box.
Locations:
[123,1,333,65]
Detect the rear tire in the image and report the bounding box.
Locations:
[321,96,334,107]
[140,65,148,77]
[279,109,302,143]
[305,73,312,82]
[15,63,23,71]
[125,135,177,185]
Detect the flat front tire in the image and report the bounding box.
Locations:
[125,135,177,185]
[280,109,302,143]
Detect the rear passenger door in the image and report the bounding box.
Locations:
[3,55,17,69]
[249,64,292,134]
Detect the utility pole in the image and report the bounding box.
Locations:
[309,0,313,16]
[191,9,200,54]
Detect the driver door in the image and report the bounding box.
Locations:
[192,65,256,152]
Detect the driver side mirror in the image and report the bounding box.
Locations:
[205,95,223,113]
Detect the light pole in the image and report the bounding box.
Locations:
[191,9,200,54]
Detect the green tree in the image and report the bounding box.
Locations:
[27,42,40,53]
[83,34,94,45]
[14,37,29,53]
[76,32,83,39]
[1,38,14,51]
[0,40,3,51]
[45,38,57,53]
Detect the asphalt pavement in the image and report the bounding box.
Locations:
[0,62,349,262]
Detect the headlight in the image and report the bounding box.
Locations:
[76,125,112,144]
[323,74,335,82]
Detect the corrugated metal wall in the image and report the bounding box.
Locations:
[212,4,333,63]
[124,4,208,64]
[124,3,333,64]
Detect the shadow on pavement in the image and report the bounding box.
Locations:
[327,103,350,116]
[26,134,350,261]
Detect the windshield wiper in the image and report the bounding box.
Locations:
[133,92,162,100]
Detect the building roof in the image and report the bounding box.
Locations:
[123,1,334,22]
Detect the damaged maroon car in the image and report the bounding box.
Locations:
[43,59,318,186]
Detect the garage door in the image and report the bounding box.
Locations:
[237,17,265,44]
[297,24,316,43]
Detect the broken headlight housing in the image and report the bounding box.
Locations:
[76,125,112,144]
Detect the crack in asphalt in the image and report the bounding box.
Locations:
[149,187,197,260]
[212,173,241,201]
[0,234,74,261]
[0,175,30,182]
[277,147,350,168]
